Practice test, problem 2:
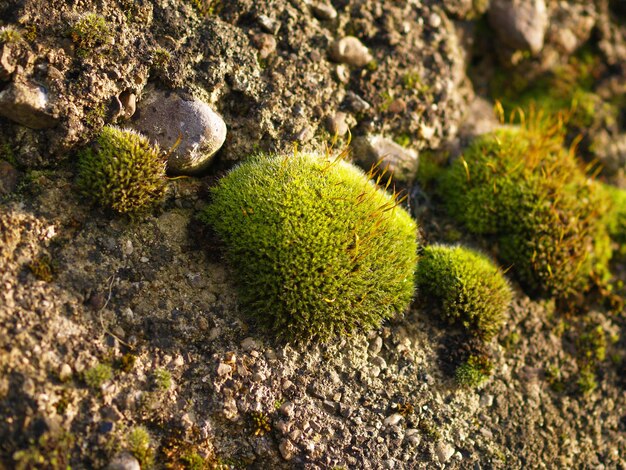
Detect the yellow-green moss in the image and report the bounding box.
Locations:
[77,126,166,214]
[128,426,154,468]
[438,125,612,298]
[455,354,493,387]
[416,244,511,340]
[202,152,418,340]
[70,14,112,58]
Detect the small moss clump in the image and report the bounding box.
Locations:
[455,354,494,387]
[416,244,511,340]
[438,124,612,298]
[153,368,172,391]
[70,13,111,57]
[84,363,113,389]
[77,126,166,214]
[0,26,22,44]
[202,152,417,340]
[128,426,154,468]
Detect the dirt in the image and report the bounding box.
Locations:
[1,0,626,469]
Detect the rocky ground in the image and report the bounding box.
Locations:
[1,0,626,469]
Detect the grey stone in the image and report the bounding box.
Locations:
[435,442,455,463]
[0,81,57,129]
[352,134,419,182]
[106,452,140,470]
[279,439,297,460]
[131,88,226,175]
[0,45,15,81]
[384,413,403,426]
[343,91,371,113]
[216,363,232,376]
[58,363,72,382]
[329,36,373,67]
[240,337,259,351]
[489,0,548,54]
[325,111,349,136]
[311,2,338,20]
[0,160,19,195]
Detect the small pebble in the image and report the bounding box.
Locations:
[279,439,297,460]
[325,111,349,136]
[59,363,72,382]
[329,36,373,67]
[251,33,277,59]
[216,363,232,376]
[257,14,279,34]
[240,337,259,351]
[311,2,337,20]
[0,160,19,195]
[369,336,383,354]
[384,413,403,426]
[106,452,140,470]
[280,401,295,418]
[435,442,455,463]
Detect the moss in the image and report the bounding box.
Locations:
[417,419,441,442]
[393,133,411,148]
[489,47,615,133]
[13,432,74,470]
[0,26,22,44]
[545,363,565,393]
[153,368,172,391]
[77,126,166,214]
[117,353,137,373]
[438,125,612,298]
[416,244,511,340]
[577,365,597,395]
[604,184,626,250]
[128,426,154,468]
[202,152,417,340]
[84,363,113,389]
[577,324,607,364]
[455,354,493,387]
[70,13,111,58]
[190,0,222,16]
[250,411,271,437]
[28,254,54,282]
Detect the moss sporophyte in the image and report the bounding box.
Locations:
[202,151,418,340]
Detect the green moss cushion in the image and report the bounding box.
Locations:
[77,126,166,214]
[438,126,612,298]
[203,152,418,340]
[416,244,511,340]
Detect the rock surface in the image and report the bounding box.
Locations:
[489,0,549,54]
[352,134,419,182]
[0,81,57,129]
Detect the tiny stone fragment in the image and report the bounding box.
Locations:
[352,134,419,182]
[329,36,373,67]
[106,452,140,470]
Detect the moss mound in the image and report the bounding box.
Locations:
[77,126,166,214]
[438,125,612,298]
[416,244,511,340]
[202,152,418,340]
[604,184,626,249]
